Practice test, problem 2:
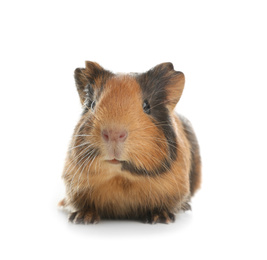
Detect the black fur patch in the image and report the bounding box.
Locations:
[85,66,113,102]
[82,81,111,115]
[82,84,94,115]
[128,64,178,176]
[75,63,114,110]
[178,114,200,195]
[84,63,114,86]
[121,158,171,176]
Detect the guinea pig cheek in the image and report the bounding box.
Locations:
[127,118,168,172]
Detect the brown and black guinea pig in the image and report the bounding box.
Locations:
[59,61,201,224]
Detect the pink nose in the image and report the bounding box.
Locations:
[102,129,128,143]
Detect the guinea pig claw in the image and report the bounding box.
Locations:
[144,211,175,224]
[68,212,78,223]
[168,212,175,222]
[181,202,192,211]
[152,215,160,224]
[68,210,100,224]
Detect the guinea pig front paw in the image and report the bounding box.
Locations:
[68,210,100,224]
[144,210,175,224]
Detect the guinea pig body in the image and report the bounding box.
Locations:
[60,62,201,224]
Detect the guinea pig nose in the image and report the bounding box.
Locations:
[102,129,128,142]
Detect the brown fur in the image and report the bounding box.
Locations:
[61,62,201,224]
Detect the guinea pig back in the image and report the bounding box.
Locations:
[60,61,201,224]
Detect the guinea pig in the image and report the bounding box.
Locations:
[59,61,201,224]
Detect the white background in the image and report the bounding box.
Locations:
[0,0,266,259]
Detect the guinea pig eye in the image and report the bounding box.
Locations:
[91,100,96,110]
[143,100,150,114]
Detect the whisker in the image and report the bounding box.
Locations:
[67,142,91,152]
[63,144,94,177]
[131,123,174,133]
[85,153,98,187]
[76,150,97,194]
[69,148,96,193]
[144,136,177,150]
[73,134,98,137]
[66,144,96,181]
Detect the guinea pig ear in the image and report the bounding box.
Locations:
[74,67,89,104]
[74,61,111,104]
[152,62,185,110]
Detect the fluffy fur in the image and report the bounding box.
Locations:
[60,61,201,224]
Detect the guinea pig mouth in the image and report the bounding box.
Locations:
[105,159,123,165]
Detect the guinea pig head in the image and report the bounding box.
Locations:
[73,61,185,176]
